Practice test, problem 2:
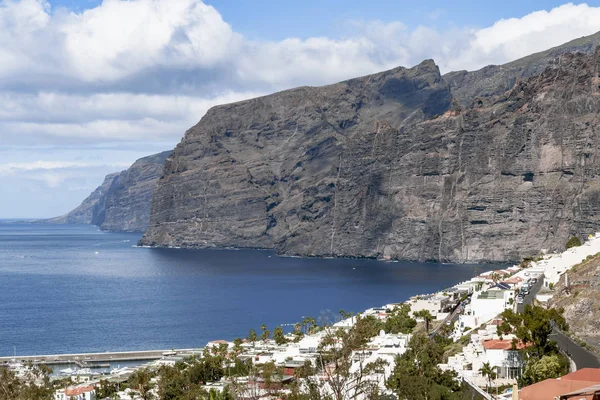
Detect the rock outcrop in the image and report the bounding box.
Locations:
[444,30,600,106]
[550,252,600,353]
[48,151,171,232]
[140,40,600,262]
[47,172,120,226]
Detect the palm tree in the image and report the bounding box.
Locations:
[479,362,496,393]
[302,316,316,334]
[247,329,257,348]
[491,272,501,284]
[260,324,270,343]
[414,310,434,334]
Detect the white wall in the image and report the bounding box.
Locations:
[470,291,512,326]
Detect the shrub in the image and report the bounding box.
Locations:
[566,236,582,249]
[520,258,532,268]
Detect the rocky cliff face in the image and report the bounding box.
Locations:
[444,31,600,106]
[140,44,600,262]
[48,172,120,226]
[550,252,600,352]
[48,151,170,232]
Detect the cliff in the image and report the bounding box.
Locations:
[444,31,600,105]
[140,42,600,262]
[550,252,600,353]
[48,151,171,232]
[47,172,120,226]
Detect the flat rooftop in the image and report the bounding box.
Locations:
[476,291,505,300]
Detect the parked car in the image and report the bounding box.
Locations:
[516,296,524,304]
[531,278,538,284]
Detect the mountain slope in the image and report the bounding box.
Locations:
[550,252,600,353]
[140,45,600,262]
[46,172,120,226]
[445,30,600,106]
[48,151,171,232]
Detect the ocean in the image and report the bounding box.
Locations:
[0,223,496,356]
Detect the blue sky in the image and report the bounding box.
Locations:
[2,0,600,218]
[49,0,600,39]
[206,0,589,38]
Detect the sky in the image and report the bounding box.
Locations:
[2,1,600,218]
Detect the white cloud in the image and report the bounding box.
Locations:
[0,91,262,122]
[0,90,262,145]
[0,160,129,174]
[2,0,600,217]
[56,0,240,81]
[1,1,598,88]
[443,2,600,71]
[0,160,129,194]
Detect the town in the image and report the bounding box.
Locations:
[3,235,600,400]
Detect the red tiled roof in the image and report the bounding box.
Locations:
[561,368,600,382]
[519,379,599,400]
[482,339,527,350]
[65,386,94,395]
[519,368,600,400]
[505,277,524,284]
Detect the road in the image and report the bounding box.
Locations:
[514,273,600,369]
[516,275,544,313]
[550,326,600,369]
[0,348,197,365]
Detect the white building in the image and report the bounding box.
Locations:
[408,294,453,319]
[480,339,525,380]
[539,233,600,286]
[55,385,95,400]
[469,290,513,326]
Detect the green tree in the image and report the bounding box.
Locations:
[497,305,570,386]
[259,361,285,395]
[387,334,465,400]
[414,310,434,334]
[316,323,388,400]
[566,236,582,249]
[522,354,566,384]
[232,338,243,355]
[157,363,200,400]
[292,323,304,342]
[498,305,567,357]
[260,324,271,343]
[478,362,496,393]
[129,368,155,400]
[0,368,23,400]
[273,326,288,345]
[357,315,385,339]
[384,304,417,334]
[192,349,225,383]
[247,329,258,347]
[0,363,56,400]
[208,387,234,400]
[491,273,501,284]
[281,314,389,400]
[302,316,317,334]
[97,379,119,399]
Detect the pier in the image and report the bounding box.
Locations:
[0,348,198,365]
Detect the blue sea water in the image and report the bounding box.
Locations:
[0,223,496,357]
